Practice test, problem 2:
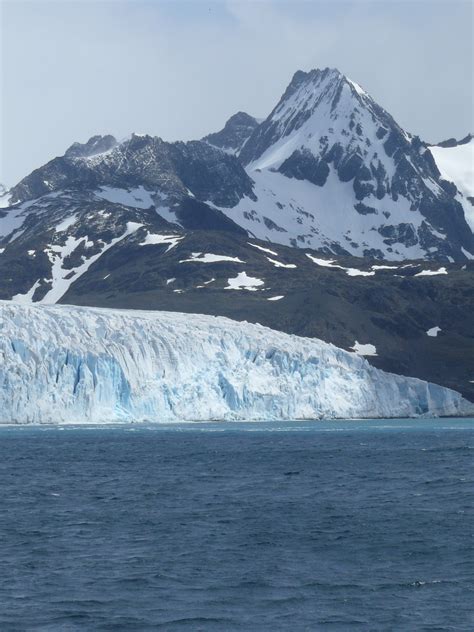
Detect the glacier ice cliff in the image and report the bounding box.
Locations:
[1,301,472,424]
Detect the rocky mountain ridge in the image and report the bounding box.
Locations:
[2,67,473,263]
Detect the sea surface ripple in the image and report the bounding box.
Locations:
[0,419,472,631]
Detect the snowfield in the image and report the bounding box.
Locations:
[430,138,474,229]
[1,301,472,424]
[217,168,429,260]
[11,222,144,305]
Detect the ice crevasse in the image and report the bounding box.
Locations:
[1,301,472,423]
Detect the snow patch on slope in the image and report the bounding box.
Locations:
[266,257,297,269]
[139,233,183,252]
[40,222,143,304]
[414,267,447,277]
[351,341,378,356]
[306,253,374,277]
[248,242,279,256]
[430,139,474,230]
[11,280,42,304]
[225,271,264,291]
[0,191,13,208]
[0,203,29,239]
[267,295,284,301]
[95,186,155,209]
[55,215,77,233]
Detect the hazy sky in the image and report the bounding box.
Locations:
[1,0,473,186]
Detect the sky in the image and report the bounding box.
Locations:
[1,0,473,187]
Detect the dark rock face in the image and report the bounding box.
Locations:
[263,217,287,232]
[174,198,247,234]
[435,133,473,148]
[170,140,256,207]
[202,112,259,154]
[65,135,117,159]
[9,135,255,211]
[379,223,418,247]
[354,202,378,215]
[279,149,330,186]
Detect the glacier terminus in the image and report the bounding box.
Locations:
[1,301,472,424]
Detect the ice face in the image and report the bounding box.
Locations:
[1,301,472,424]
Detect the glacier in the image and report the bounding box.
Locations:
[1,300,472,424]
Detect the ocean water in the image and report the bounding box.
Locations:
[0,419,473,631]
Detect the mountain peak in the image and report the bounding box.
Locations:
[230,67,474,260]
[280,67,340,105]
[238,67,377,169]
[283,67,365,103]
[290,66,342,83]
[65,135,117,159]
[226,111,258,126]
[284,66,370,113]
[202,111,259,154]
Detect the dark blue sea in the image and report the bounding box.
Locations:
[0,419,473,631]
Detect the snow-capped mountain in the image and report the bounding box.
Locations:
[222,68,473,260]
[2,301,472,423]
[2,67,473,267]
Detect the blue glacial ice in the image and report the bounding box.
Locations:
[1,301,472,423]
